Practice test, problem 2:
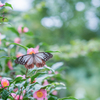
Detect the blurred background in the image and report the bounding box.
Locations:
[0,0,100,100]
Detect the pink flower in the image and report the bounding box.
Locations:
[23,27,29,32]
[11,93,23,100]
[18,26,29,33]
[1,78,9,88]
[48,71,52,74]
[0,2,5,7]
[33,89,47,100]
[18,25,22,33]
[43,80,49,86]
[14,37,21,44]
[16,75,25,79]
[16,52,23,58]
[7,60,13,70]
[55,71,58,74]
[52,90,57,95]
[27,45,39,54]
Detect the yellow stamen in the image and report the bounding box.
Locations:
[36,91,43,98]
[29,51,35,54]
[3,82,8,87]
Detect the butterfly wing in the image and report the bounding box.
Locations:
[15,54,34,69]
[34,52,53,67]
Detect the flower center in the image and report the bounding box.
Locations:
[3,82,8,87]
[36,91,43,98]
[29,51,35,54]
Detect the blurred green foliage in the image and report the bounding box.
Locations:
[0,0,100,100]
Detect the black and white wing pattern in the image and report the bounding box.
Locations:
[34,52,53,67]
[15,54,34,69]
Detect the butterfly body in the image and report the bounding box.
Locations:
[15,52,53,69]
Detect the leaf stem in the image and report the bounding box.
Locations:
[25,69,28,78]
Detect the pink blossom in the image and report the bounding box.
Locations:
[48,70,52,74]
[55,71,58,74]
[23,27,29,32]
[11,93,23,100]
[43,80,49,86]
[17,26,29,33]
[16,52,23,58]
[0,2,5,7]
[7,60,13,70]
[52,90,57,95]
[1,78,9,88]
[14,37,21,44]
[27,45,39,54]
[0,87,2,89]
[18,25,22,33]
[33,89,47,100]
[16,75,25,79]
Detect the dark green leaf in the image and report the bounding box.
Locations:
[2,89,9,100]
[4,3,13,9]
[11,77,23,84]
[8,96,14,100]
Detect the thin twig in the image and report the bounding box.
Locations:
[25,69,28,78]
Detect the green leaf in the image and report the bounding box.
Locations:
[9,43,28,50]
[44,66,55,73]
[45,50,60,53]
[8,96,14,100]
[11,77,23,84]
[4,3,13,9]
[0,56,16,60]
[7,27,19,36]
[31,73,46,83]
[58,96,78,100]
[0,17,8,22]
[0,88,3,93]
[2,89,9,100]
[25,32,34,36]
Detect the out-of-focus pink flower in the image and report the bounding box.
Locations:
[14,37,21,44]
[0,2,5,7]
[18,26,29,33]
[52,90,57,95]
[48,70,52,74]
[1,78,9,88]
[23,90,26,94]
[0,87,2,89]
[16,52,23,58]
[55,71,58,74]
[16,75,25,79]
[27,45,39,54]
[23,27,29,33]
[13,88,18,92]
[33,89,47,100]
[43,80,49,86]
[18,25,22,33]
[6,42,9,45]
[7,60,13,70]
[11,93,23,100]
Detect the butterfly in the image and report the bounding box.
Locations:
[15,52,53,69]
